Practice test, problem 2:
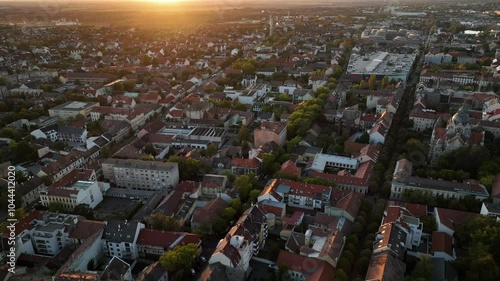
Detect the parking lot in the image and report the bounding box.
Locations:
[93,197,141,220]
[248,259,273,281]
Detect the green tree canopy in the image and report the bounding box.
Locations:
[159,243,200,273]
[150,213,180,231]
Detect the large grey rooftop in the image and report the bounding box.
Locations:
[103,158,178,171]
[347,51,416,77]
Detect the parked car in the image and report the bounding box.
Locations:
[191,269,196,276]
[268,264,278,272]
[200,256,207,263]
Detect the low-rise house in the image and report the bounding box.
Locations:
[292,89,316,102]
[480,202,500,219]
[434,207,478,237]
[201,174,228,197]
[39,180,104,210]
[368,111,393,144]
[136,229,201,261]
[31,124,88,143]
[431,231,456,261]
[231,158,260,176]
[191,198,228,234]
[276,250,337,281]
[17,177,46,207]
[112,95,137,108]
[151,189,197,226]
[101,256,133,281]
[254,121,287,148]
[324,191,363,223]
[37,150,85,182]
[198,261,246,281]
[285,228,346,268]
[137,261,169,281]
[138,92,161,104]
[258,179,332,211]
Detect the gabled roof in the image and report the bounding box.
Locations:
[3,210,44,237]
[192,198,228,225]
[432,231,454,257]
[231,157,260,169]
[136,229,200,249]
[386,201,428,218]
[365,251,406,281]
[68,220,106,240]
[434,208,477,233]
[101,256,130,281]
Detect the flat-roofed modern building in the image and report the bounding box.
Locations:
[346,51,416,83]
[48,101,100,120]
[102,159,179,191]
[309,153,360,173]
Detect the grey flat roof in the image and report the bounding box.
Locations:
[50,101,98,111]
[103,158,178,171]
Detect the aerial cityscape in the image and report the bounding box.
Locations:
[0,0,499,281]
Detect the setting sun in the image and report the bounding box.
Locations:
[145,0,182,3]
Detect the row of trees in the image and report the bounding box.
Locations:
[335,199,387,281]
[402,190,482,213]
[287,87,330,138]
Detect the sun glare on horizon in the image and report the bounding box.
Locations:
[145,0,182,3]
[148,0,183,2]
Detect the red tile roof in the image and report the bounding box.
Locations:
[48,169,95,189]
[68,220,106,240]
[306,262,336,281]
[432,231,454,257]
[41,151,84,177]
[386,201,428,218]
[3,210,44,237]
[256,121,287,135]
[333,191,363,218]
[283,211,304,226]
[435,208,477,233]
[492,173,500,199]
[277,250,325,275]
[192,198,228,225]
[280,160,302,176]
[175,181,199,193]
[231,157,260,169]
[137,229,200,249]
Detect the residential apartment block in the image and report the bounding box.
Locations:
[208,206,268,271]
[102,159,179,191]
[102,220,145,260]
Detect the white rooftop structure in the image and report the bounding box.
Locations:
[346,51,416,83]
[310,153,359,173]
